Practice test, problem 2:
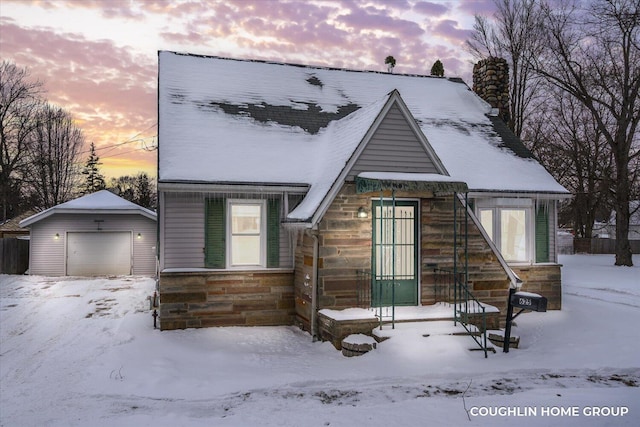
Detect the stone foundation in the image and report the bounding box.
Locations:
[159,270,295,330]
[466,311,501,332]
[511,264,562,310]
[317,311,379,350]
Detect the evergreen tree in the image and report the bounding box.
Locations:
[81,142,106,194]
[385,56,396,73]
[430,59,444,77]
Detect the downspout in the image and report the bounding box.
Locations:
[310,228,320,341]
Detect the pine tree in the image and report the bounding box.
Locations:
[81,142,106,194]
[430,59,444,77]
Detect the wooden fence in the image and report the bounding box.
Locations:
[573,238,640,254]
[0,238,29,274]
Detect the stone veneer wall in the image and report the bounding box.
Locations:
[293,185,514,316]
[293,184,563,332]
[315,184,373,310]
[473,57,510,124]
[511,264,562,310]
[420,195,512,314]
[293,231,316,332]
[159,270,295,330]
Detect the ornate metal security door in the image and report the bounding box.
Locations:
[372,200,418,306]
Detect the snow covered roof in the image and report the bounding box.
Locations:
[158,51,568,220]
[19,190,157,227]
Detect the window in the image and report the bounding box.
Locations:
[475,199,552,264]
[479,209,493,241]
[500,209,527,261]
[230,202,264,266]
[476,200,532,263]
[205,197,280,269]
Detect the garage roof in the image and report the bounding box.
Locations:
[19,190,157,228]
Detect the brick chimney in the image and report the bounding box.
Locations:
[473,57,510,124]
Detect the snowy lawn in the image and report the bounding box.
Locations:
[1,254,639,426]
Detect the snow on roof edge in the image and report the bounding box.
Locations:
[20,191,157,227]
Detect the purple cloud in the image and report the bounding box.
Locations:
[337,7,425,38]
[413,1,449,17]
[456,0,497,16]
[431,19,474,44]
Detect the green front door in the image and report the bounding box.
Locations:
[372,200,419,306]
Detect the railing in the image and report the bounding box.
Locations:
[434,268,489,358]
[359,267,490,357]
[356,269,372,309]
[356,269,398,329]
[432,267,464,303]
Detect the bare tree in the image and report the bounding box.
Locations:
[0,61,43,220]
[466,0,545,137]
[525,88,614,238]
[24,104,84,209]
[108,172,156,210]
[534,0,639,266]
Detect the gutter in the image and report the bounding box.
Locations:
[309,228,320,341]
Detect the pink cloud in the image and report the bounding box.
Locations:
[456,0,497,16]
[413,1,449,17]
[336,7,425,38]
[431,19,473,44]
[0,19,156,154]
[0,0,483,177]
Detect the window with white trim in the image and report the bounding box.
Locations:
[204,197,281,269]
[476,199,533,263]
[229,201,266,267]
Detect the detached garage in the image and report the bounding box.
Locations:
[20,190,157,277]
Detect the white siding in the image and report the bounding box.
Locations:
[161,192,295,270]
[28,213,156,276]
[163,193,205,269]
[348,104,439,179]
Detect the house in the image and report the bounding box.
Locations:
[157,51,569,334]
[0,210,34,238]
[602,201,640,240]
[19,190,157,276]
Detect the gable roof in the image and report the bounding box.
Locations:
[301,89,454,223]
[158,51,568,220]
[19,190,157,227]
[0,210,35,235]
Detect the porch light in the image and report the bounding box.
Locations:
[357,207,368,218]
[54,233,59,239]
[137,233,142,239]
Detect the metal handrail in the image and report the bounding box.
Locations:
[434,268,488,358]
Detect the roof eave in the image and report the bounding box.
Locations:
[468,189,572,199]
[19,208,157,227]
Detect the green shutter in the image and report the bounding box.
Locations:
[205,198,226,268]
[267,198,280,268]
[535,204,549,263]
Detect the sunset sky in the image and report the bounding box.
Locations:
[0,0,496,180]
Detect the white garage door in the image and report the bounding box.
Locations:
[67,232,132,276]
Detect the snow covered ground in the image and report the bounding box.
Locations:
[1,254,638,426]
